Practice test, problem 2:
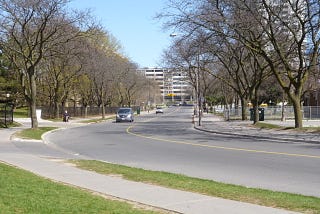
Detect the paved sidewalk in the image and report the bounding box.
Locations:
[195,113,320,144]
[0,116,301,214]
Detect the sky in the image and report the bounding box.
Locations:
[68,0,172,68]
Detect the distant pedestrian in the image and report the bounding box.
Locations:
[63,110,69,122]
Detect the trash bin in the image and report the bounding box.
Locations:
[259,108,264,121]
[249,108,264,121]
[137,107,140,115]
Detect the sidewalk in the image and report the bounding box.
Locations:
[195,113,320,144]
[0,116,300,214]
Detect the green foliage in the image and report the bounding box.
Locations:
[15,127,57,140]
[255,122,320,133]
[13,107,29,118]
[0,121,20,128]
[0,163,159,214]
[70,160,320,214]
[254,122,283,129]
[79,116,114,124]
[205,95,225,106]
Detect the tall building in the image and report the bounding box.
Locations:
[137,68,192,104]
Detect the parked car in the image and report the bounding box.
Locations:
[156,107,164,114]
[116,107,134,122]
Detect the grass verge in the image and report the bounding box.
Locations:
[69,160,320,214]
[254,122,284,129]
[255,122,320,133]
[15,127,57,140]
[0,163,161,214]
[79,116,114,124]
[13,107,29,118]
[0,121,21,128]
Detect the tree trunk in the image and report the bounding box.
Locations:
[240,97,247,120]
[281,91,285,121]
[54,102,60,119]
[30,74,38,129]
[82,105,87,118]
[101,102,105,119]
[252,93,259,124]
[291,97,303,128]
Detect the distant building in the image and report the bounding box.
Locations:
[137,68,192,104]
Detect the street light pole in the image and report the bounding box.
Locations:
[197,47,201,126]
[180,78,182,103]
[169,33,178,105]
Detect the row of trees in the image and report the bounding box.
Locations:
[160,0,320,128]
[0,0,151,128]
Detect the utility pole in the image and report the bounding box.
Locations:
[197,46,201,126]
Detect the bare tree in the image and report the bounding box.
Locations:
[82,29,126,118]
[160,0,320,128]
[163,35,213,107]
[0,0,91,128]
[38,33,88,118]
[218,0,320,127]
[74,73,94,117]
[86,46,111,118]
[161,3,270,122]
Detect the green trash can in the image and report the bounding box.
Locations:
[259,108,264,121]
[249,108,264,121]
[137,107,140,115]
[250,108,254,121]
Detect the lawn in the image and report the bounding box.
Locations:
[70,160,320,214]
[13,107,29,118]
[15,127,57,140]
[0,163,162,214]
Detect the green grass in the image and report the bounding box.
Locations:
[0,163,160,214]
[15,127,57,140]
[70,160,320,214]
[80,115,114,124]
[255,122,320,133]
[254,122,284,129]
[297,127,320,133]
[0,121,21,128]
[13,107,29,118]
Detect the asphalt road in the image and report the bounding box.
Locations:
[26,106,320,197]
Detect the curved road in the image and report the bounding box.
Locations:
[41,107,320,197]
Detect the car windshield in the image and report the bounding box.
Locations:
[118,109,131,114]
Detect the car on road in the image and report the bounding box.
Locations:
[116,107,134,122]
[156,107,164,114]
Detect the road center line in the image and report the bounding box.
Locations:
[127,126,320,160]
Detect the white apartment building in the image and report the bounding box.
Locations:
[137,68,192,104]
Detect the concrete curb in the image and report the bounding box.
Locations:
[193,125,320,144]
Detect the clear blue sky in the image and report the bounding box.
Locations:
[68,0,171,68]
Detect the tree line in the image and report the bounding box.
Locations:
[0,0,152,128]
[159,0,320,128]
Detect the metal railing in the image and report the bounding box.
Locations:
[0,102,13,127]
[224,106,320,120]
[40,106,141,119]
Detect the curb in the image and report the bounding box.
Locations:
[194,125,320,144]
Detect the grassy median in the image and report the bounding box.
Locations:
[14,127,57,140]
[0,163,164,214]
[70,160,320,214]
[255,122,320,132]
